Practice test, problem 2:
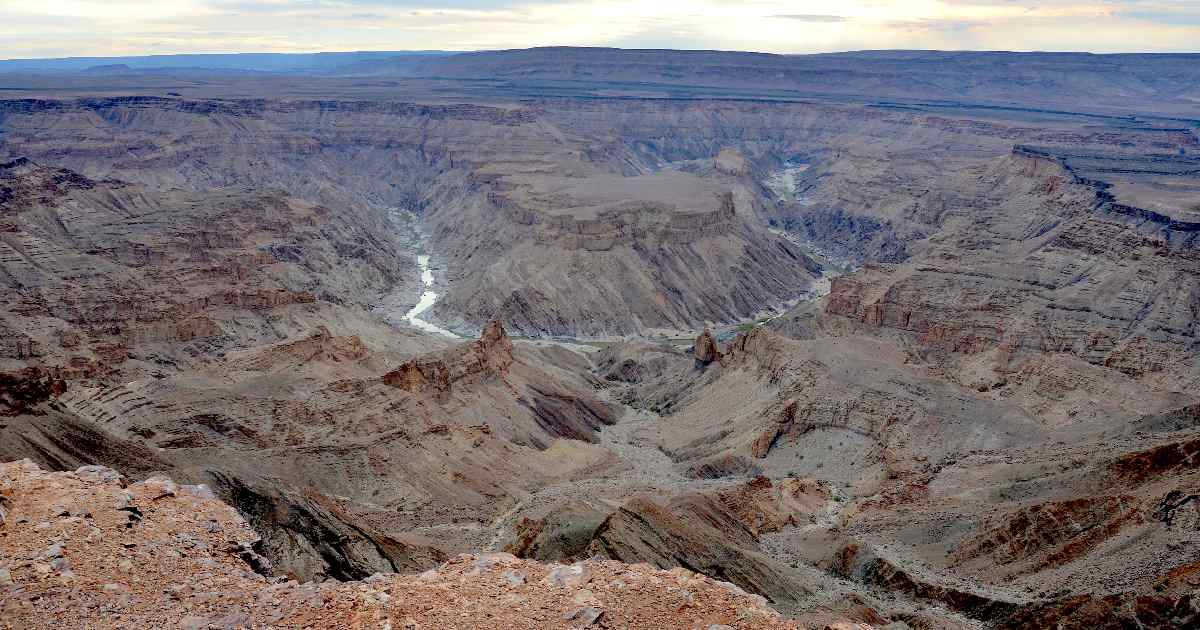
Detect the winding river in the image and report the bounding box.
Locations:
[401,255,459,338]
[397,166,843,344]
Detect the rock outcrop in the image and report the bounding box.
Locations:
[1,54,1199,630]
[0,460,826,630]
[694,328,723,365]
[807,148,1200,386]
[504,476,840,613]
[381,319,513,396]
[0,367,65,416]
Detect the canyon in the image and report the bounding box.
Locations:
[0,47,1198,629]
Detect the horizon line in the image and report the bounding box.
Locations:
[4,46,1200,64]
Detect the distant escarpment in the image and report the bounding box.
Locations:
[3,94,1193,337]
[776,148,1200,388]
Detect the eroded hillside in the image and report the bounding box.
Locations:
[1,49,1198,629]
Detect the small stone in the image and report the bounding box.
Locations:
[181,484,216,500]
[119,560,134,572]
[715,580,745,595]
[365,590,391,604]
[668,566,694,585]
[418,569,439,581]
[216,611,249,628]
[139,475,178,499]
[563,606,604,626]
[179,615,211,630]
[42,543,64,559]
[544,563,591,588]
[573,588,598,605]
[0,568,12,584]
[102,582,128,593]
[708,626,735,630]
[502,570,526,586]
[114,492,133,510]
[471,552,517,574]
[75,465,125,487]
[737,607,764,620]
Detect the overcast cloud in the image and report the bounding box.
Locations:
[0,0,1197,59]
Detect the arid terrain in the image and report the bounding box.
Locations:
[1,47,1198,629]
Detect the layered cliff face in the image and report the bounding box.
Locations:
[599,327,1200,628]
[429,167,821,336]
[2,94,1193,337]
[0,157,413,382]
[0,97,825,337]
[780,149,1200,396]
[2,58,1199,629]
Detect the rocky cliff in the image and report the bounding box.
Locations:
[1,61,1199,630]
[0,460,856,629]
[803,148,1200,390]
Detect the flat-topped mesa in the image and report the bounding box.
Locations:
[694,328,723,364]
[382,320,513,396]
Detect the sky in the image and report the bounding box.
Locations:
[1,0,1198,59]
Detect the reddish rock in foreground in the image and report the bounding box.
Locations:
[0,460,868,630]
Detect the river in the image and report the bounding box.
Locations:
[401,254,459,338]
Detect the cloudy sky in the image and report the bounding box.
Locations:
[1,0,1197,59]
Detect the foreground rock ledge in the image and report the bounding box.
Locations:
[0,460,868,629]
